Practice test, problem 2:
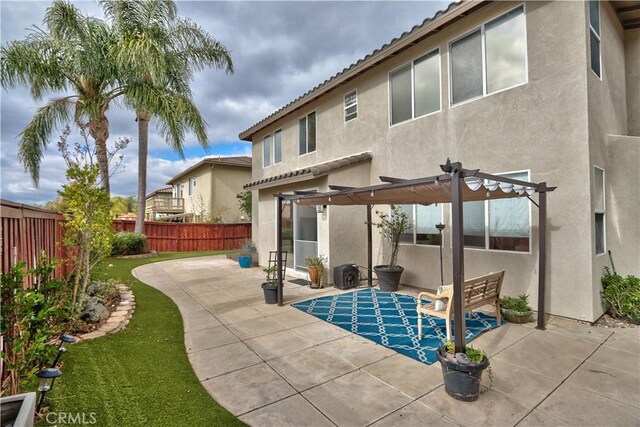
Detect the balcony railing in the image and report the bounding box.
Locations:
[151,198,184,212]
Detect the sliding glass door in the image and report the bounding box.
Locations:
[280,200,318,272]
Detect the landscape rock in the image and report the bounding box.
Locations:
[80,300,109,323]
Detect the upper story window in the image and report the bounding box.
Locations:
[263,134,271,168]
[589,0,602,78]
[450,5,527,105]
[344,90,358,122]
[299,112,316,155]
[176,183,183,199]
[463,171,531,252]
[397,204,443,246]
[594,166,605,254]
[188,177,196,195]
[274,130,282,164]
[390,49,440,125]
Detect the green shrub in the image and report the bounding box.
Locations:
[111,232,147,256]
[601,268,640,324]
[500,294,532,312]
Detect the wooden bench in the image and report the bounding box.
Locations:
[417,271,505,341]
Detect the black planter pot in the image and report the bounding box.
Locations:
[374,265,404,292]
[436,346,489,402]
[261,282,278,304]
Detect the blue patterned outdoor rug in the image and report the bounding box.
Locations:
[292,288,499,365]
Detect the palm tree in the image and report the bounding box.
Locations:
[101,0,233,233]
[1,1,119,193]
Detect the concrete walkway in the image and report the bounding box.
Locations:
[134,256,640,427]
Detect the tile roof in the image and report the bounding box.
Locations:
[166,156,252,185]
[239,0,486,141]
[145,186,173,199]
[244,152,372,191]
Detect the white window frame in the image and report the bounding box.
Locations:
[388,48,441,127]
[448,3,528,108]
[588,0,603,80]
[396,204,444,247]
[451,169,532,254]
[344,90,358,123]
[298,111,316,156]
[274,188,321,277]
[188,176,195,196]
[271,129,284,165]
[594,165,606,255]
[263,134,271,168]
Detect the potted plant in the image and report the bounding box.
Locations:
[304,254,327,289]
[500,294,533,323]
[436,341,492,402]
[370,205,411,292]
[261,265,278,304]
[238,241,256,268]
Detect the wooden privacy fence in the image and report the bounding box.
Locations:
[112,220,251,252]
[1,199,70,285]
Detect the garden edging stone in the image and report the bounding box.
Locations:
[78,285,135,341]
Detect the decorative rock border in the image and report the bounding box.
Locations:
[114,250,158,260]
[78,285,135,341]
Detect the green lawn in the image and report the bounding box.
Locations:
[41,251,244,426]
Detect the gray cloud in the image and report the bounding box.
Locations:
[1,0,448,204]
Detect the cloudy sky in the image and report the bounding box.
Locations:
[1,0,448,205]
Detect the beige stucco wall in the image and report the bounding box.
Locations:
[211,165,253,223]
[604,135,640,277]
[625,28,640,136]
[172,164,251,223]
[587,2,639,320]
[248,1,637,321]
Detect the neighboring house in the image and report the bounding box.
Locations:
[240,0,639,322]
[145,186,184,221]
[166,156,252,223]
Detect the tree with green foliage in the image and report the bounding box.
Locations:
[100,0,234,233]
[111,195,137,217]
[1,1,119,192]
[236,191,252,220]
[59,164,113,304]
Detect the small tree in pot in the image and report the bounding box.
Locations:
[305,254,327,289]
[371,205,411,292]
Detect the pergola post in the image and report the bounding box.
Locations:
[277,196,284,306]
[367,205,373,287]
[450,163,466,353]
[537,186,547,330]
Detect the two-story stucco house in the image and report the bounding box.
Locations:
[240,0,639,322]
[165,156,252,223]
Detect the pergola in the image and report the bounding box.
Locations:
[274,160,556,352]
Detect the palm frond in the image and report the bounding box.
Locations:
[18,97,76,185]
[170,18,233,73]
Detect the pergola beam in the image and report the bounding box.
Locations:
[379,176,407,183]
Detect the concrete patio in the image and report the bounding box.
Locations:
[133,255,640,427]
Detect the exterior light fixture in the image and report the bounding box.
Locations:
[370,190,375,198]
[328,196,332,202]
[36,367,62,411]
[52,335,76,367]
